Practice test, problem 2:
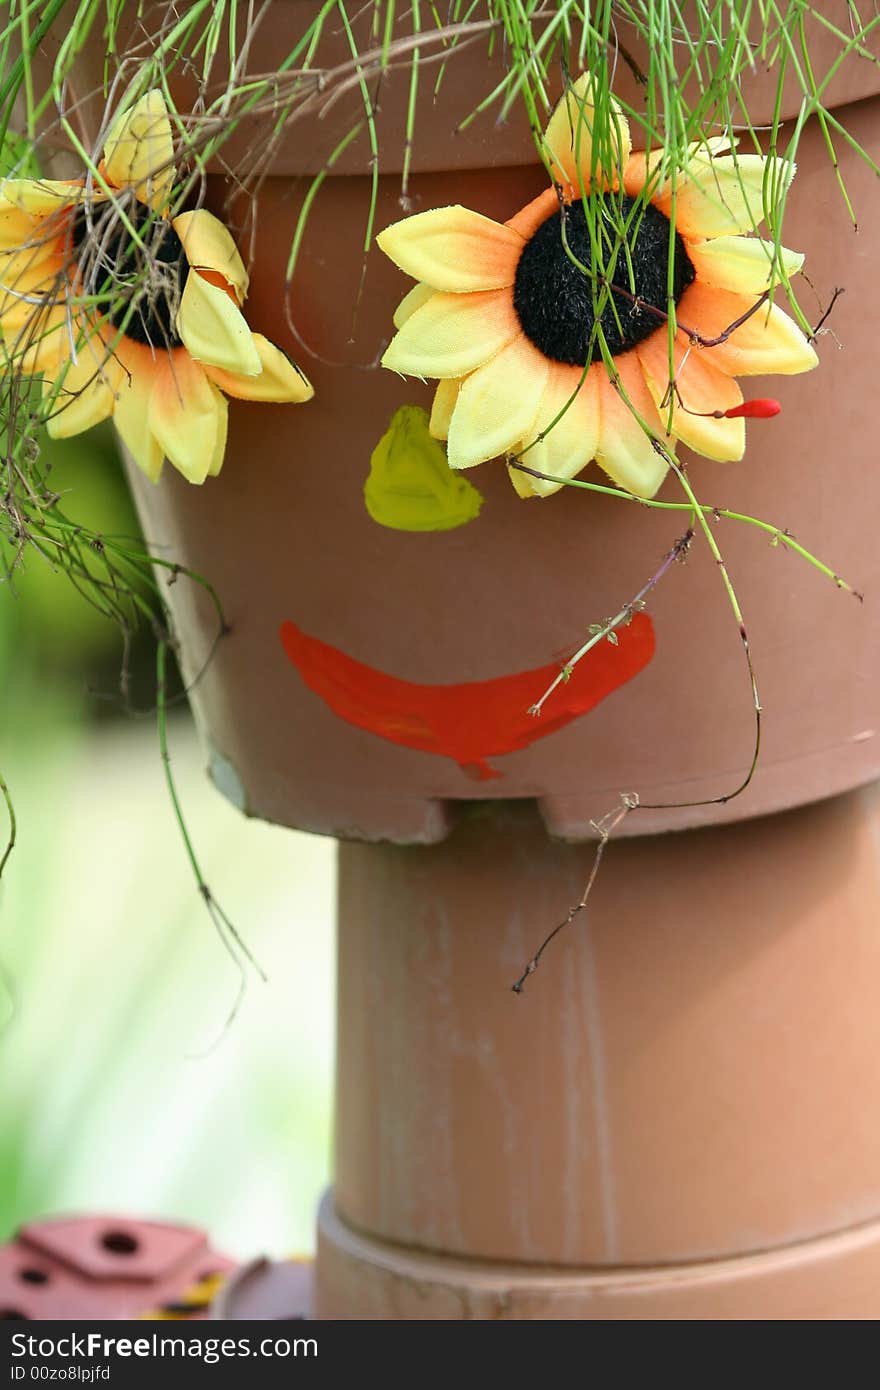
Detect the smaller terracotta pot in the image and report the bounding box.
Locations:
[318,783,880,1317]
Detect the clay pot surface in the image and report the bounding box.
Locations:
[317,1197,880,1320]
[64,2,880,175]
[323,785,880,1306]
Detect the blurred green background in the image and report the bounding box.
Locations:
[0,427,335,1260]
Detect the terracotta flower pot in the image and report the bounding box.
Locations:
[56,4,877,845]
[47,1,880,1318]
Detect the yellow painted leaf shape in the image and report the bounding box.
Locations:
[364,405,483,532]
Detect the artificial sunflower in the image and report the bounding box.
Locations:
[378,72,818,500]
[0,89,312,484]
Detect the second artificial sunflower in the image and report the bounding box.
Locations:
[0,88,313,485]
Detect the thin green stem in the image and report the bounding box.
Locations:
[156,638,266,991]
[0,770,16,882]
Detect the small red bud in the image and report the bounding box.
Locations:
[723,398,782,420]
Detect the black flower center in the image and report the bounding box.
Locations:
[512,195,695,365]
[72,203,188,347]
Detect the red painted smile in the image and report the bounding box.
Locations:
[280,616,656,780]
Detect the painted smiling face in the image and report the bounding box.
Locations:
[10,63,871,845]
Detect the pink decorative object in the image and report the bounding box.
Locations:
[0,1215,235,1320]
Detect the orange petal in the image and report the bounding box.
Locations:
[175,269,261,375]
[202,333,313,403]
[1,236,65,285]
[207,394,230,477]
[3,299,70,374]
[622,137,733,203]
[637,328,745,461]
[622,150,665,201]
[505,187,559,241]
[507,461,542,499]
[677,282,818,375]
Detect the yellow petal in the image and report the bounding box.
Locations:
[0,205,60,257]
[203,333,313,402]
[543,72,631,193]
[517,363,601,497]
[686,235,804,293]
[207,394,230,477]
[0,179,88,214]
[44,368,115,437]
[0,255,65,331]
[176,269,261,375]
[393,282,435,329]
[4,304,69,374]
[658,154,795,240]
[637,328,745,462]
[102,89,174,212]
[428,378,461,439]
[447,334,550,471]
[0,206,36,247]
[377,206,522,292]
[595,357,671,497]
[113,341,164,482]
[173,209,249,305]
[44,331,122,439]
[1,235,64,282]
[149,350,228,484]
[507,462,541,498]
[622,136,734,202]
[678,282,819,375]
[381,288,520,379]
[697,135,736,158]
